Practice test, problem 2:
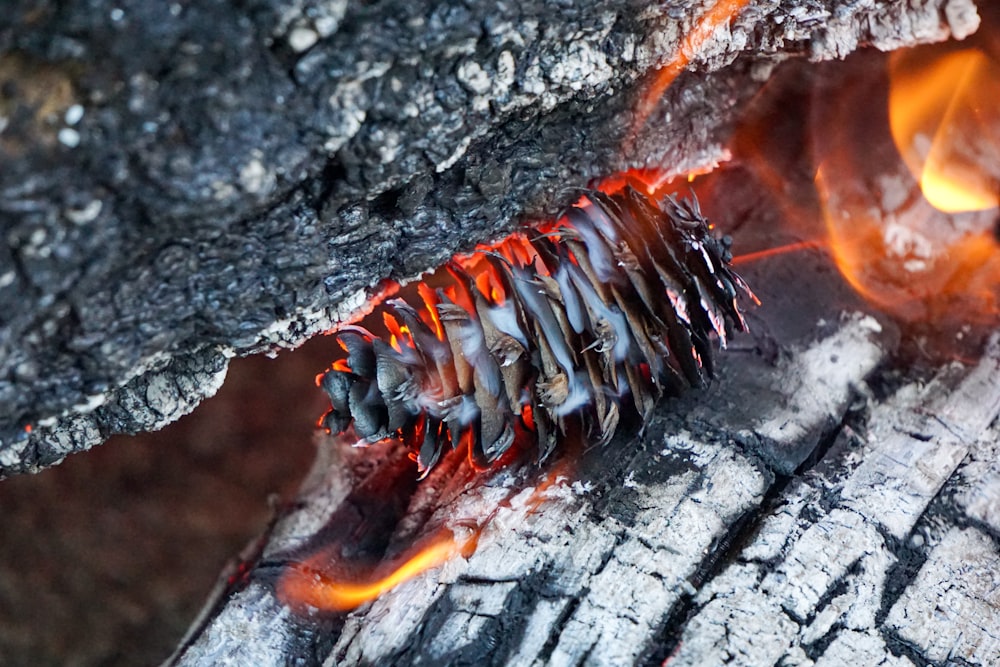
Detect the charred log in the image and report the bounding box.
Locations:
[169,240,1000,666]
[0,1,996,666]
[0,0,980,475]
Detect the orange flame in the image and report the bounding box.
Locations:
[889,47,1000,213]
[700,34,1000,336]
[278,527,479,613]
[811,43,1000,323]
[383,313,413,353]
[416,282,446,340]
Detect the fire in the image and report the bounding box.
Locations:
[278,527,479,613]
[804,40,1000,325]
[888,47,1000,213]
[815,164,997,321]
[416,282,446,341]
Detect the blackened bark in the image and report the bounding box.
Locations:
[0,0,980,475]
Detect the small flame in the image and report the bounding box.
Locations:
[889,47,1000,213]
[278,527,479,613]
[383,313,413,353]
[416,282,446,341]
[816,42,1000,322]
[711,36,1000,336]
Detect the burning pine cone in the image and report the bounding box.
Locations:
[319,186,754,475]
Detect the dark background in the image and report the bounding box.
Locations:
[0,337,336,666]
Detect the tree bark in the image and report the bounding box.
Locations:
[0,0,980,475]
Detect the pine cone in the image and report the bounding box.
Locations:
[319,186,754,475]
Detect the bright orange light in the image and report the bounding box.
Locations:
[521,403,534,430]
[383,313,413,353]
[632,0,751,141]
[278,527,477,613]
[597,168,673,196]
[474,263,507,306]
[816,164,1000,322]
[731,239,827,267]
[795,39,1000,327]
[889,47,1000,213]
[416,282,445,340]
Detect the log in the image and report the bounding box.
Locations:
[0,0,980,475]
[0,1,995,666]
[166,23,1000,653]
[168,285,1000,665]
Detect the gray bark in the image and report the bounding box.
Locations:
[0,0,980,475]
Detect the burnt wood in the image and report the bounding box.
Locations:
[0,1,994,666]
[0,0,980,475]
[169,236,1000,665]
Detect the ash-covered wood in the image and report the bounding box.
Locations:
[0,0,981,475]
[167,17,1000,652]
[170,306,1000,667]
[667,336,1000,667]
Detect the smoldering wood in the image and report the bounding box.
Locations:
[169,9,1000,656]
[2,1,997,666]
[0,0,981,475]
[169,239,1000,667]
[169,295,1000,666]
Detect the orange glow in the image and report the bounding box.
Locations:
[804,41,1000,324]
[597,168,672,196]
[632,0,751,141]
[383,313,413,353]
[595,168,720,202]
[731,239,827,267]
[521,457,580,514]
[458,427,484,471]
[816,164,1000,322]
[474,262,506,305]
[521,403,535,431]
[278,527,478,613]
[443,266,477,315]
[416,282,446,340]
[889,47,1000,213]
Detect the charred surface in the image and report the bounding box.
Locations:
[1,2,996,666]
[0,0,979,474]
